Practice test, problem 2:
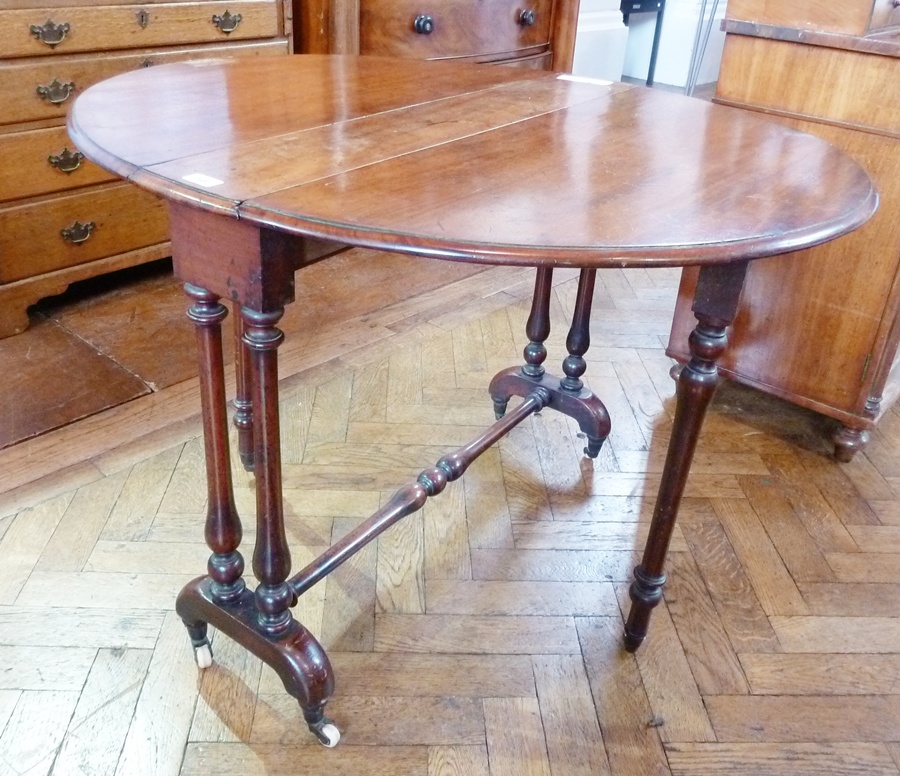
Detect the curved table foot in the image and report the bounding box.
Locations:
[489,367,611,458]
[176,577,335,742]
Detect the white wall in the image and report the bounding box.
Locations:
[620,0,726,88]
[571,0,629,81]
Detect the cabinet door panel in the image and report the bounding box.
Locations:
[716,35,900,136]
[668,125,900,418]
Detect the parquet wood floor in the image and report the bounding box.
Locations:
[1,252,899,776]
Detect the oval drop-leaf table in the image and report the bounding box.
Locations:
[68,54,878,746]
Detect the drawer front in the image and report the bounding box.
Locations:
[359,0,553,59]
[0,39,288,128]
[870,0,900,30]
[497,50,552,68]
[1,1,280,59]
[0,125,114,204]
[724,0,876,35]
[0,181,168,283]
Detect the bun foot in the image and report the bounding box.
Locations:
[832,425,869,462]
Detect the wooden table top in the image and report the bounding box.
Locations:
[68,55,878,268]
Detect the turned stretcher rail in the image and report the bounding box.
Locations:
[288,387,551,599]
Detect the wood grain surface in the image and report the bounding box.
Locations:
[68,55,877,267]
[2,257,899,774]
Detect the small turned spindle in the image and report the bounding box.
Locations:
[522,267,554,379]
[233,314,255,471]
[185,284,245,604]
[560,268,596,393]
[493,267,554,419]
[242,306,294,635]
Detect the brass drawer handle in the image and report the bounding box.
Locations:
[30,19,71,47]
[414,14,435,34]
[519,9,536,26]
[36,78,76,105]
[61,220,95,244]
[48,148,85,174]
[211,11,242,33]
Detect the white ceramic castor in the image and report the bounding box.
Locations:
[312,721,341,748]
[193,643,213,669]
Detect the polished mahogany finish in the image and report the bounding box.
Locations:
[355,0,554,61]
[295,0,578,71]
[68,55,877,743]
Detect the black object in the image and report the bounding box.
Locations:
[620,0,666,86]
[414,14,434,34]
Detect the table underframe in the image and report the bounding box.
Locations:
[171,209,749,745]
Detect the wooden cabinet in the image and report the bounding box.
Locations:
[294,0,580,70]
[666,1,900,460]
[723,0,900,35]
[0,0,292,337]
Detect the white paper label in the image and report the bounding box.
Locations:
[556,75,614,86]
[182,172,224,187]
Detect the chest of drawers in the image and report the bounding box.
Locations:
[294,0,579,70]
[0,0,291,337]
[666,1,900,460]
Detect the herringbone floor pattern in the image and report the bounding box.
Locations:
[1,258,899,775]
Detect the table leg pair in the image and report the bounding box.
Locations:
[175,260,748,745]
[485,260,749,649]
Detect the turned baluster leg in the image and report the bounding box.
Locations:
[241,307,294,635]
[233,313,255,472]
[560,269,595,393]
[494,267,553,418]
[523,267,554,379]
[560,268,605,457]
[489,266,610,455]
[183,285,245,658]
[241,306,337,744]
[624,261,748,652]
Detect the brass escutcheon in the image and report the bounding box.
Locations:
[136,9,150,28]
[211,10,242,33]
[60,221,95,244]
[30,19,70,47]
[48,148,84,174]
[36,78,76,105]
